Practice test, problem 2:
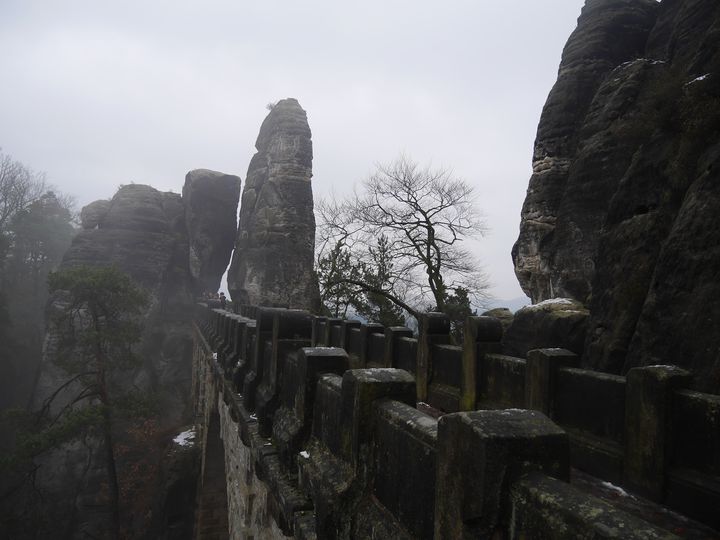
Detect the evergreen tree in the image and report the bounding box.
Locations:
[47,265,148,538]
[353,235,405,326]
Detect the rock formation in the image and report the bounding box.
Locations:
[28,179,240,538]
[227,98,320,311]
[513,0,720,390]
[183,169,242,295]
[79,199,111,229]
[501,299,589,359]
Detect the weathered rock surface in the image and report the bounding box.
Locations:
[79,199,111,229]
[183,169,241,295]
[513,0,720,390]
[481,307,514,332]
[227,98,320,311]
[502,299,589,359]
[513,0,660,304]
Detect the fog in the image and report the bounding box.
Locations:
[0,0,585,301]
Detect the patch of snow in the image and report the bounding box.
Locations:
[617,58,665,69]
[601,481,633,498]
[173,429,196,447]
[299,450,310,459]
[498,408,528,415]
[519,298,576,312]
[536,298,574,306]
[686,73,710,85]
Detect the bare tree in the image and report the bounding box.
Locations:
[0,150,47,231]
[316,155,490,323]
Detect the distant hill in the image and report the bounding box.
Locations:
[482,295,531,313]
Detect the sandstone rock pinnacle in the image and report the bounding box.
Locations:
[227,98,320,310]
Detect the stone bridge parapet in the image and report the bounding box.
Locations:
[191,303,719,538]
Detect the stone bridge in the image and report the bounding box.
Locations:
[190,304,720,539]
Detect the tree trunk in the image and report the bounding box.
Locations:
[100,390,120,540]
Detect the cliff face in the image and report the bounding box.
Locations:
[513,0,720,390]
[227,98,320,311]
[30,178,240,538]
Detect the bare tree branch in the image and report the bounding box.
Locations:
[315,154,490,321]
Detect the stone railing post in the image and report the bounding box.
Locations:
[311,316,327,346]
[218,314,236,367]
[417,313,451,403]
[624,365,691,501]
[359,323,384,367]
[461,316,503,411]
[232,319,255,393]
[325,318,343,347]
[339,368,416,469]
[242,307,285,411]
[341,320,362,363]
[209,309,223,347]
[524,348,578,415]
[435,409,569,538]
[257,310,313,437]
[273,347,349,465]
[383,326,414,368]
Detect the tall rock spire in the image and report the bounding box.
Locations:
[228,98,320,310]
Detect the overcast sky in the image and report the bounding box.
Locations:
[0,0,585,303]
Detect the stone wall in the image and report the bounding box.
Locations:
[191,304,720,537]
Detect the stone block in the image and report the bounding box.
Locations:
[242,307,286,411]
[275,309,313,341]
[435,409,569,538]
[383,326,414,368]
[354,323,381,367]
[326,318,343,347]
[417,313,451,402]
[272,347,349,467]
[373,399,437,539]
[232,321,255,392]
[311,374,343,456]
[462,316,504,410]
[510,471,680,539]
[256,310,313,436]
[257,340,309,438]
[340,320,362,354]
[478,354,527,409]
[524,348,578,415]
[339,368,416,467]
[624,365,692,501]
[311,316,327,346]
